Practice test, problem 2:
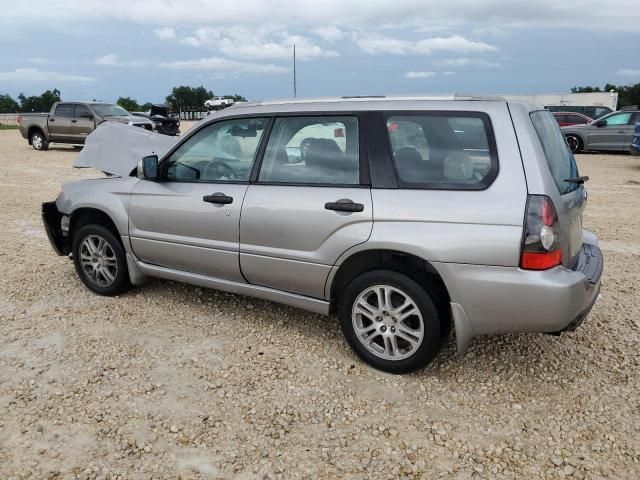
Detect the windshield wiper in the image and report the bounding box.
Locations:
[564,176,589,184]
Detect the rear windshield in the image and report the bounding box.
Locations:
[530,110,579,194]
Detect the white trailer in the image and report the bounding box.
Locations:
[500,91,618,110]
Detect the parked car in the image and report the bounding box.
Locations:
[204,96,235,111]
[18,102,154,150]
[562,109,640,153]
[546,105,613,120]
[131,104,180,136]
[631,121,640,155]
[42,96,602,373]
[552,111,592,127]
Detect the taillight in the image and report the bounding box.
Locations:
[16,115,23,125]
[520,195,562,270]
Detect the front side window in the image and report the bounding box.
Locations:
[90,104,130,117]
[568,115,588,125]
[164,118,268,182]
[75,104,92,118]
[530,110,579,195]
[54,104,74,117]
[259,116,359,185]
[386,113,496,189]
[603,112,632,126]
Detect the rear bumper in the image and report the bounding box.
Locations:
[436,233,603,351]
[42,201,69,255]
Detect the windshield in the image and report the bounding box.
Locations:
[90,104,130,117]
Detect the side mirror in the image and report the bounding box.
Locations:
[80,113,94,119]
[137,155,158,180]
[595,120,607,127]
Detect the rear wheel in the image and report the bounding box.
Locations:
[30,130,49,151]
[339,270,442,373]
[72,224,131,296]
[565,134,583,154]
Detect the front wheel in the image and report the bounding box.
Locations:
[72,224,131,296]
[565,134,583,154]
[30,131,49,151]
[339,270,442,373]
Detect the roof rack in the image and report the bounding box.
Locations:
[233,94,506,109]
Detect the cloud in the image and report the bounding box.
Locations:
[154,27,176,39]
[312,25,344,42]
[356,34,497,55]
[434,57,501,67]
[0,68,94,83]
[617,69,640,76]
[443,71,457,75]
[95,53,119,65]
[2,1,638,32]
[159,57,289,75]
[28,57,52,65]
[94,54,147,67]
[405,71,436,79]
[178,27,338,59]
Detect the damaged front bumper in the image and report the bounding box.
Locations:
[42,202,69,255]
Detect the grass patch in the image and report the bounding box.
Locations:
[0,124,19,130]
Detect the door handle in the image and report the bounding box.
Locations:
[71,119,78,123]
[203,192,233,204]
[49,118,55,122]
[617,130,625,133]
[325,198,364,213]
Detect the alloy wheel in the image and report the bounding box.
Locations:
[351,285,425,361]
[79,235,118,287]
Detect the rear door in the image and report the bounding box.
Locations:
[530,110,584,265]
[70,104,95,143]
[48,103,75,142]
[239,114,372,299]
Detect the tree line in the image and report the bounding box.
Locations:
[0,86,247,114]
[571,83,639,109]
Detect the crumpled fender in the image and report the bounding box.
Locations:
[73,122,177,177]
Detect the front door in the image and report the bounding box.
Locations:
[240,115,373,299]
[70,104,96,143]
[587,111,635,150]
[128,117,270,281]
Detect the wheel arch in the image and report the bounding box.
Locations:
[69,207,121,247]
[27,126,46,144]
[328,249,452,338]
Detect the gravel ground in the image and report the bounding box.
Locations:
[0,129,639,479]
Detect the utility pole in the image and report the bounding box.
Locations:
[293,44,297,98]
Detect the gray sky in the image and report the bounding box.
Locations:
[1,0,639,103]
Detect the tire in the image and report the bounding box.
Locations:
[72,224,131,296]
[30,130,49,151]
[339,269,442,374]
[565,134,583,154]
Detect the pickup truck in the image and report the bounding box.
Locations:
[17,101,154,150]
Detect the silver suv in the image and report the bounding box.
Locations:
[42,96,603,373]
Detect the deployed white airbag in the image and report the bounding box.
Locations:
[73,122,178,177]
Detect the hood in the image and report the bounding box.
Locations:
[73,122,178,177]
[104,115,153,125]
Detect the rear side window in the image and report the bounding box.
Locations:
[385,113,497,189]
[259,116,359,185]
[54,104,74,117]
[530,110,579,194]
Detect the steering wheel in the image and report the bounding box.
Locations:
[204,160,236,180]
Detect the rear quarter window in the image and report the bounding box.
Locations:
[385,112,497,190]
[530,110,579,194]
